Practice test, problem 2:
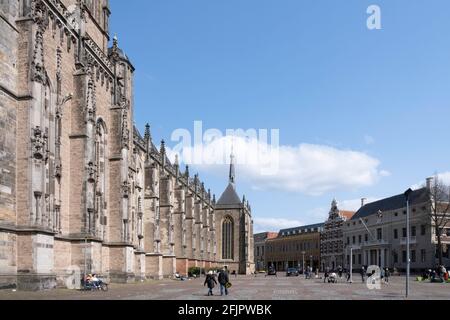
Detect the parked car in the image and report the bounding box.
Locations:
[266,267,277,277]
[286,268,299,277]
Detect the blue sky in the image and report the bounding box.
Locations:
[110,0,450,232]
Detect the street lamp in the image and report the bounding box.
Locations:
[404,188,413,299]
[349,246,354,284]
[302,251,305,272]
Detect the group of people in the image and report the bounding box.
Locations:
[304,266,316,279]
[359,266,391,283]
[84,274,103,289]
[204,267,231,296]
[422,265,448,283]
[322,266,391,284]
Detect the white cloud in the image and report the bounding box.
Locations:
[303,197,379,225]
[252,197,381,233]
[307,206,329,220]
[380,170,391,177]
[167,135,388,196]
[338,197,380,211]
[411,172,450,190]
[253,217,303,233]
[438,172,450,185]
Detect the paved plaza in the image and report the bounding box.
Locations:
[0,275,449,300]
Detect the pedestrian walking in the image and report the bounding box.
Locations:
[440,265,447,283]
[384,268,390,283]
[204,271,217,296]
[324,268,329,283]
[218,267,230,296]
[308,267,312,279]
[337,266,343,279]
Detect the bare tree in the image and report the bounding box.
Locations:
[427,175,450,266]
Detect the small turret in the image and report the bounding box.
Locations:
[144,123,151,159]
[174,154,180,180]
[194,174,199,193]
[160,140,166,167]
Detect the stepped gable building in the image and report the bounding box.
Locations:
[342,178,450,272]
[0,0,254,290]
[320,199,355,271]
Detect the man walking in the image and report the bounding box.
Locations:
[218,267,230,296]
[337,266,343,279]
[384,268,390,283]
[204,271,217,296]
[324,267,329,283]
[360,266,366,283]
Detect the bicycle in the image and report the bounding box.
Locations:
[81,278,109,292]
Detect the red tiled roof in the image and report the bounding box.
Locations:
[340,210,356,220]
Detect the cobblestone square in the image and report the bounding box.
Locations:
[0,275,448,300]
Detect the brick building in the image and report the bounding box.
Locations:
[253,232,277,272]
[265,223,324,272]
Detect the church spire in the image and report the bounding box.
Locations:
[229,149,235,186]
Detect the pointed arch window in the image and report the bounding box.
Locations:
[95,119,107,238]
[222,216,234,260]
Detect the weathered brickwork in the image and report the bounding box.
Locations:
[0,0,254,291]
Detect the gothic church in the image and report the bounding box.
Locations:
[0,0,254,290]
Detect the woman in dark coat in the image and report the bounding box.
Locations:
[204,271,217,296]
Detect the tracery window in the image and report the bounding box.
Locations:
[95,119,107,238]
[222,216,234,260]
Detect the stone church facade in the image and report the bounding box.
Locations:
[0,0,254,290]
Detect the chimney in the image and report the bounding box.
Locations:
[426,177,434,190]
[361,198,367,207]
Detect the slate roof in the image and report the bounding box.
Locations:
[216,183,242,208]
[351,187,430,220]
[278,223,325,237]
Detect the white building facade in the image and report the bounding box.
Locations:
[342,181,450,272]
